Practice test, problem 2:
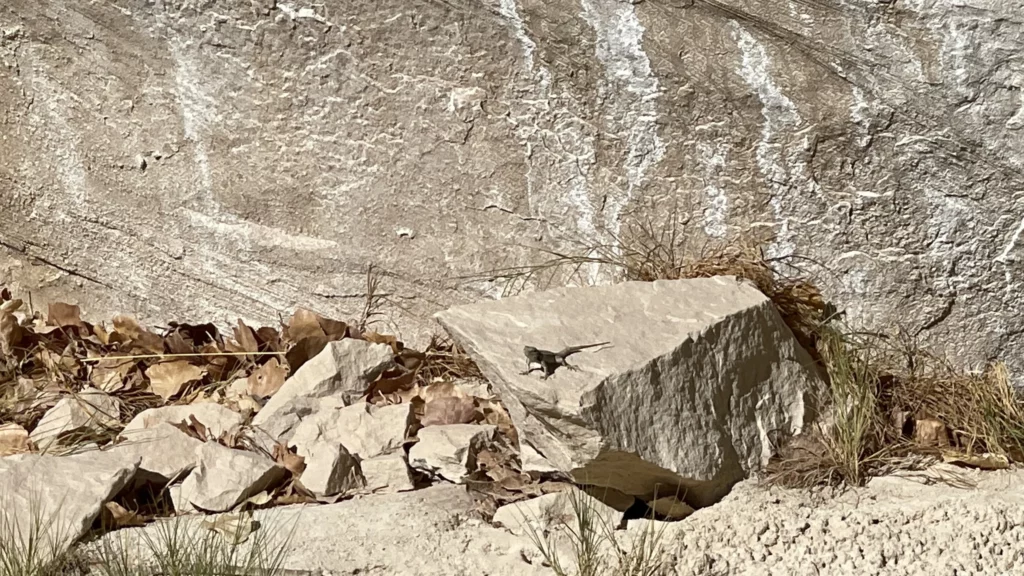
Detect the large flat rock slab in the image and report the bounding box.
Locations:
[0,451,140,558]
[436,276,823,506]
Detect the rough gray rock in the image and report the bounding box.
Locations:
[359,453,415,494]
[29,387,120,452]
[250,339,395,451]
[2,0,1022,382]
[120,403,243,440]
[0,451,139,559]
[653,469,1024,576]
[288,401,411,460]
[295,439,364,497]
[492,488,624,537]
[108,422,204,484]
[89,485,556,576]
[437,277,821,507]
[408,424,497,484]
[177,442,287,513]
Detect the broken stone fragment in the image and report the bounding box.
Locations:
[435,276,824,507]
[408,424,496,484]
[0,451,140,560]
[120,403,243,440]
[297,439,365,497]
[289,402,411,459]
[29,387,121,452]
[177,442,287,513]
[492,488,623,536]
[108,422,204,484]
[359,453,415,494]
[250,339,396,452]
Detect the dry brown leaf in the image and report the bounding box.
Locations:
[421,396,478,427]
[256,327,283,351]
[273,442,306,476]
[363,371,417,403]
[247,358,287,399]
[362,331,401,353]
[47,302,85,328]
[102,502,147,529]
[113,315,164,353]
[89,356,136,393]
[0,423,30,457]
[164,331,193,355]
[201,512,256,543]
[317,316,349,342]
[0,311,22,356]
[146,360,206,401]
[285,335,329,374]
[230,319,259,354]
[285,309,327,343]
[420,381,468,403]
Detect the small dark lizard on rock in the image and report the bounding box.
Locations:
[520,342,610,379]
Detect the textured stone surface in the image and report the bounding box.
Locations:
[177,442,287,513]
[649,468,1024,576]
[250,339,395,451]
[109,422,203,484]
[120,403,243,440]
[408,424,497,484]
[289,401,411,459]
[359,453,415,494]
[0,451,139,558]
[436,276,822,507]
[29,387,120,452]
[296,439,364,497]
[2,0,1023,380]
[493,488,623,537]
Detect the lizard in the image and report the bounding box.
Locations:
[520,342,610,379]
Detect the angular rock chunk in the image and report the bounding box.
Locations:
[408,424,496,483]
[289,402,411,459]
[435,276,823,507]
[108,422,204,484]
[360,454,415,494]
[0,451,140,558]
[177,442,287,513]
[250,339,395,450]
[29,387,120,451]
[492,489,623,536]
[120,403,243,440]
[298,440,364,497]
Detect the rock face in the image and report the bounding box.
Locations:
[0,451,140,558]
[1,0,1022,379]
[29,387,120,451]
[436,277,822,507]
[177,442,287,513]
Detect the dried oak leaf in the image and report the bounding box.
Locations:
[47,302,86,329]
[421,396,479,427]
[145,360,206,401]
[228,319,259,355]
[285,309,328,343]
[272,442,306,477]
[89,356,136,393]
[113,315,164,354]
[255,327,283,352]
[163,331,194,355]
[0,423,30,457]
[0,311,23,356]
[363,371,416,403]
[362,331,402,354]
[247,357,287,399]
[0,298,22,314]
[285,335,328,374]
[168,415,210,442]
[165,322,220,346]
[102,502,147,529]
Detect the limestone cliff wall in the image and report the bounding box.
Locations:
[1,0,1022,374]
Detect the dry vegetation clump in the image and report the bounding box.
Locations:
[482,209,1024,488]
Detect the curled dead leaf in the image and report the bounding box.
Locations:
[145,360,206,401]
[421,396,478,427]
[247,358,287,399]
[941,451,1010,470]
[285,309,327,343]
[102,502,147,529]
[229,319,259,354]
[89,356,136,392]
[0,423,30,457]
[0,311,23,356]
[363,371,416,404]
[47,302,86,329]
[273,442,306,477]
[0,298,22,314]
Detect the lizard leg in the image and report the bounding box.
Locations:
[563,362,580,372]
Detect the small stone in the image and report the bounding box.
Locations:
[360,453,414,493]
[408,424,496,484]
[29,387,120,452]
[177,442,287,513]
